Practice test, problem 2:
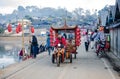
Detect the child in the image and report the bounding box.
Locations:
[19,48,28,61]
[19,48,24,61]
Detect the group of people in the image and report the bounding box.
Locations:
[19,35,39,61]
[18,32,74,61]
[84,29,106,55]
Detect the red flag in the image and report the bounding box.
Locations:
[31,26,34,33]
[7,24,12,32]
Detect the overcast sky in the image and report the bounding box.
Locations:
[0,0,116,14]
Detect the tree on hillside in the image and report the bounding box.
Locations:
[0,27,4,34]
[73,8,97,25]
[73,8,84,20]
[24,15,33,21]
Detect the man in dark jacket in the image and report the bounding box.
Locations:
[32,35,38,58]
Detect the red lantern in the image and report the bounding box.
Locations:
[50,42,54,46]
[16,27,19,33]
[7,24,12,32]
[50,28,53,32]
[76,31,80,35]
[31,26,34,33]
[76,35,80,39]
[75,27,81,46]
[76,28,80,32]
[17,23,22,32]
[50,34,53,38]
[75,40,80,46]
[50,39,53,42]
[49,28,54,46]
[76,40,80,43]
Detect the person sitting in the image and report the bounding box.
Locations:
[19,48,28,61]
[39,43,45,52]
[54,35,66,48]
[19,48,24,61]
[67,40,76,53]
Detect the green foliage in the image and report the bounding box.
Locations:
[24,15,33,21]
[0,27,4,34]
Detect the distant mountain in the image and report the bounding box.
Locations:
[0,6,72,24]
[0,5,98,28]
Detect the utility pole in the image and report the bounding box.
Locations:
[22,19,25,57]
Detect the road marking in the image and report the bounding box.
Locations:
[101,58,116,79]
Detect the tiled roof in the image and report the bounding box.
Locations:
[117,0,120,11]
[110,6,116,20]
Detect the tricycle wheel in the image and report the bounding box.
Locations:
[52,54,55,63]
[60,54,63,63]
[57,55,61,67]
[70,54,72,63]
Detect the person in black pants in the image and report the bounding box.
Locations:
[32,35,38,58]
[84,32,89,52]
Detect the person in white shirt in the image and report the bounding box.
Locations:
[91,29,98,49]
[84,32,90,52]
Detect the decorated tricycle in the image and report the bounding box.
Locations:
[49,23,81,66]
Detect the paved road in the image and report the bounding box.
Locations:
[2,39,120,79]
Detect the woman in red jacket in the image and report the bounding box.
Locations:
[54,35,66,48]
[54,34,66,62]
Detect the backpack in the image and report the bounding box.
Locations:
[91,33,97,41]
[90,35,94,41]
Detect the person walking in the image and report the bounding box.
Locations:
[90,31,94,49]
[32,35,38,58]
[84,32,90,52]
[46,34,51,55]
[91,29,98,49]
